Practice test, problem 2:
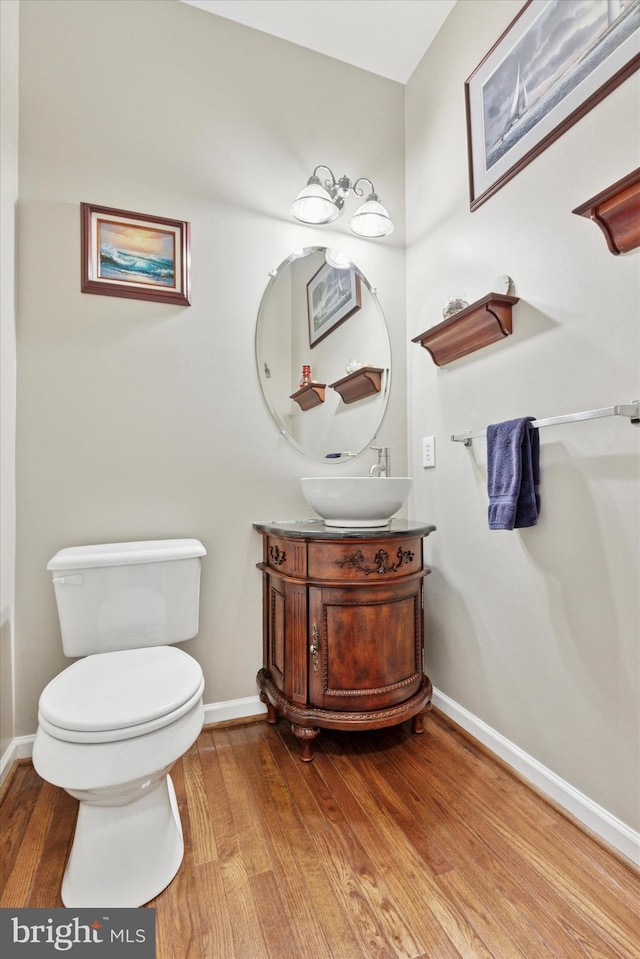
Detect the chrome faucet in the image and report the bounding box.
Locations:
[369,446,390,477]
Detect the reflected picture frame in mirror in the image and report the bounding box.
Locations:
[255,248,391,463]
[307,262,362,347]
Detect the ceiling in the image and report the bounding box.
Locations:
[180,0,457,84]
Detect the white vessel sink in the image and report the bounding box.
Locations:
[300,476,413,528]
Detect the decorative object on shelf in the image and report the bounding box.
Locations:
[290,383,326,411]
[465,0,640,211]
[345,358,364,374]
[80,203,190,305]
[329,366,384,404]
[494,274,513,295]
[307,261,362,347]
[442,295,469,319]
[412,293,519,366]
[299,365,312,387]
[572,167,640,254]
[290,165,394,238]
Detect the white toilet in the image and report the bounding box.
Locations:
[32,538,207,908]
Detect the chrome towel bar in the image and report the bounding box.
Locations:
[451,401,640,447]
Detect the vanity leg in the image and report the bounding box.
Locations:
[291,724,320,762]
[411,710,427,735]
[260,691,278,725]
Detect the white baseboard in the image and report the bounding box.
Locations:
[203,694,267,727]
[0,734,35,788]
[0,696,268,789]
[3,690,637,866]
[432,688,640,866]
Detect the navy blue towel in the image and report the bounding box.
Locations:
[487,417,540,530]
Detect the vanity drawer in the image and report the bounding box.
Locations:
[307,537,423,583]
[265,536,307,578]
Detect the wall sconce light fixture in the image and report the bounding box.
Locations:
[290,165,394,238]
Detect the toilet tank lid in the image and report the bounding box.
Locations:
[47,538,207,571]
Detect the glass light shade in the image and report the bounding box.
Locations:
[290,183,340,225]
[349,198,394,238]
[325,249,352,269]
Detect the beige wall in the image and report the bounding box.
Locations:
[14,0,407,735]
[406,0,639,829]
[1,0,19,762]
[7,0,639,849]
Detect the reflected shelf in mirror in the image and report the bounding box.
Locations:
[329,366,384,404]
[290,383,326,411]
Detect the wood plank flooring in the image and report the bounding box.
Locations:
[1,711,639,958]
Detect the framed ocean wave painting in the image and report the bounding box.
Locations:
[81,203,191,305]
[465,0,640,210]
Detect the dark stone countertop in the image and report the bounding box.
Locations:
[253,519,436,540]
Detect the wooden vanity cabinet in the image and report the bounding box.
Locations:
[254,521,435,761]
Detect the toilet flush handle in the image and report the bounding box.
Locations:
[51,574,84,586]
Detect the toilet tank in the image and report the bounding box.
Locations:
[47,539,207,656]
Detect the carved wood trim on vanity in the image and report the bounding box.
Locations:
[267,585,285,689]
[336,546,415,575]
[258,669,432,728]
[289,585,307,703]
[268,544,286,566]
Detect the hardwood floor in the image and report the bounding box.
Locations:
[1,711,639,958]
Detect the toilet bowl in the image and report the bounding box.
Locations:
[32,539,207,907]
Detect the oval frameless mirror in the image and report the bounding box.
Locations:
[255,247,391,463]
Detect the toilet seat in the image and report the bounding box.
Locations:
[38,646,204,745]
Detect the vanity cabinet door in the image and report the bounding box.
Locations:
[307,577,424,713]
[264,574,308,705]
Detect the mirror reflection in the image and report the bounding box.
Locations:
[255,248,391,462]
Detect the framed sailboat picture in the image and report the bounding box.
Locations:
[465,0,640,210]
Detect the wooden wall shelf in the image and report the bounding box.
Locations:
[290,383,326,410]
[412,293,519,366]
[329,367,383,404]
[572,168,640,255]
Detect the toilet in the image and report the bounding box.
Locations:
[32,538,207,908]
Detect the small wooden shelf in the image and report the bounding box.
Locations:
[329,367,383,404]
[290,383,326,410]
[572,168,640,255]
[412,293,519,366]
